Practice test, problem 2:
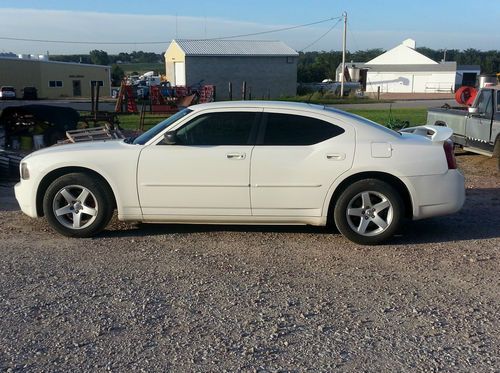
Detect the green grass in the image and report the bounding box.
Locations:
[118,114,169,131]
[280,91,392,105]
[345,108,427,127]
[118,62,165,75]
[117,108,427,132]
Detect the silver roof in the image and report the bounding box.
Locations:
[173,39,299,57]
[337,61,457,73]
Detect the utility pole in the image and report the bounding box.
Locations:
[340,12,347,98]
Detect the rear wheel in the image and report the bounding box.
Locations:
[43,173,114,237]
[334,179,403,245]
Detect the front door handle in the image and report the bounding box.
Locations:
[226,152,246,160]
[326,153,346,160]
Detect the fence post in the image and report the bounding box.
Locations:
[377,86,380,100]
[242,81,247,100]
[228,82,232,101]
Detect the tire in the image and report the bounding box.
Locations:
[333,179,403,245]
[43,172,114,237]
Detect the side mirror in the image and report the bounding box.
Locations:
[163,131,178,145]
[467,107,482,118]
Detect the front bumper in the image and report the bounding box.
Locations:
[14,180,38,218]
[406,169,465,220]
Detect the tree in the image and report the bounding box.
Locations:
[111,64,125,86]
[89,50,110,65]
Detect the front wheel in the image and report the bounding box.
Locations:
[43,173,114,237]
[334,179,403,245]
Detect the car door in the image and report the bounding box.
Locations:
[250,109,355,217]
[137,109,260,218]
[466,89,494,146]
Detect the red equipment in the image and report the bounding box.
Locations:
[455,86,477,106]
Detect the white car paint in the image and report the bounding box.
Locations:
[15,101,465,234]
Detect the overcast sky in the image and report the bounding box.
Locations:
[0,0,498,55]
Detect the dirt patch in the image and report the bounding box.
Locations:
[0,153,498,372]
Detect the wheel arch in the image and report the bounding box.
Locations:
[326,171,413,224]
[36,166,117,217]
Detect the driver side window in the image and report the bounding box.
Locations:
[175,112,257,145]
[476,90,493,118]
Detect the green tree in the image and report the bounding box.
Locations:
[111,64,125,86]
[89,50,110,65]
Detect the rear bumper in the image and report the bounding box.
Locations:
[406,170,465,220]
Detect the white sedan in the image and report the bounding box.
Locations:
[15,101,465,244]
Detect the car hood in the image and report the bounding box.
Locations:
[24,139,134,160]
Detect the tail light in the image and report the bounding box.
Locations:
[443,140,457,169]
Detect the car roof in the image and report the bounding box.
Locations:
[189,100,400,138]
[190,100,325,113]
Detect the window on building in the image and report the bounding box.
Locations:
[261,113,345,146]
[48,80,63,88]
[286,57,294,64]
[90,80,104,87]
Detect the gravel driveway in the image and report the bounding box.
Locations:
[0,153,499,372]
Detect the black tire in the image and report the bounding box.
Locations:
[43,172,114,237]
[333,179,403,245]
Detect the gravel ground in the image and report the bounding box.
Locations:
[0,153,499,372]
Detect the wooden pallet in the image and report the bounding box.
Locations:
[66,126,124,143]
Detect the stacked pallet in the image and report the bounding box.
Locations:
[65,126,124,143]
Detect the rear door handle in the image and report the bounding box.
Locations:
[326,153,346,160]
[226,152,246,160]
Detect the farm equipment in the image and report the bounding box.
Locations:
[114,80,216,115]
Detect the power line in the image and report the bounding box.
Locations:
[299,18,342,52]
[209,16,342,40]
[0,16,342,45]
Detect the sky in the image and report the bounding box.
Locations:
[0,0,498,55]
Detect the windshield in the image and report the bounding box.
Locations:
[132,108,192,145]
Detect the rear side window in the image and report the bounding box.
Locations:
[176,112,257,145]
[262,113,344,145]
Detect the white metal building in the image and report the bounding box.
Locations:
[164,39,299,100]
[340,39,457,94]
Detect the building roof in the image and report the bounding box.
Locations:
[337,61,457,73]
[0,56,109,69]
[367,39,438,65]
[457,65,481,71]
[171,39,299,57]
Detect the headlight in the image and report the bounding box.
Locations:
[20,162,30,180]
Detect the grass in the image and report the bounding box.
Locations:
[117,107,427,132]
[118,114,168,131]
[280,92,392,105]
[345,108,427,127]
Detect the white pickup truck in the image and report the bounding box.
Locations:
[427,86,500,168]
